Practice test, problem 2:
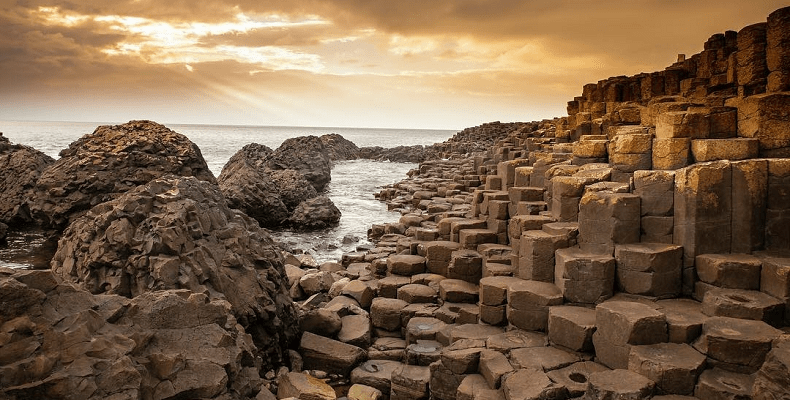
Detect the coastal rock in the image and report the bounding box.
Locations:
[0,268,263,400]
[0,133,55,226]
[358,145,429,163]
[267,135,332,192]
[288,196,342,230]
[218,143,290,227]
[320,133,360,161]
[50,175,298,370]
[0,221,6,242]
[28,120,215,229]
[269,169,319,210]
[219,142,338,230]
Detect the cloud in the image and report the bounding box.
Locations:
[2,0,789,129]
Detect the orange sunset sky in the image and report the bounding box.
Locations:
[1,1,787,129]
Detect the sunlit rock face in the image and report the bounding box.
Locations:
[29,120,216,229]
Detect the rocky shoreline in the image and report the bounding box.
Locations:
[3,6,790,400]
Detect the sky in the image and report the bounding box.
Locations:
[1,1,787,129]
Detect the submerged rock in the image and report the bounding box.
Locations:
[288,196,342,230]
[28,120,215,229]
[0,132,55,226]
[50,175,298,370]
[0,268,265,399]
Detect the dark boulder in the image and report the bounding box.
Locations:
[267,135,332,192]
[320,133,360,161]
[288,195,342,230]
[0,133,55,226]
[269,169,318,210]
[50,175,299,369]
[219,142,340,230]
[28,120,215,229]
[218,144,290,228]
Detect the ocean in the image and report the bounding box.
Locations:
[0,120,457,267]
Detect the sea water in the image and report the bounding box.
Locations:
[0,120,456,267]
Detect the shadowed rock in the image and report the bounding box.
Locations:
[266,135,332,192]
[50,175,298,370]
[218,143,290,227]
[0,133,55,226]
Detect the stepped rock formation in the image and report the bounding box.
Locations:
[0,268,267,399]
[278,7,790,400]
[28,120,215,229]
[0,132,55,226]
[50,175,299,371]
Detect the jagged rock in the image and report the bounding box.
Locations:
[50,175,298,370]
[269,169,319,210]
[219,142,339,230]
[288,196,341,230]
[267,136,332,192]
[218,143,290,227]
[28,121,216,229]
[0,268,262,400]
[0,221,7,242]
[320,133,360,161]
[0,133,55,226]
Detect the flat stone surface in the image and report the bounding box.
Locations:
[510,346,579,372]
[485,330,547,353]
[450,324,505,344]
[370,298,408,331]
[405,340,443,366]
[390,364,430,400]
[397,283,438,304]
[405,317,447,344]
[695,253,762,289]
[338,314,372,349]
[546,361,610,397]
[300,332,366,375]
[586,369,655,399]
[701,287,785,326]
[479,276,521,306]
[388,255,426,276]
[501,368,565,400]
[456,374,489,400]
[693,316,782,372]
[595,300,668,345]
[439,279,479,303]
[694,368,754,400]
[479,349,513,389]
[277,372,337,400]
[350,359,402,396]
[656,299,709,344]
[628,343,706,395]
[548,305,597,352]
